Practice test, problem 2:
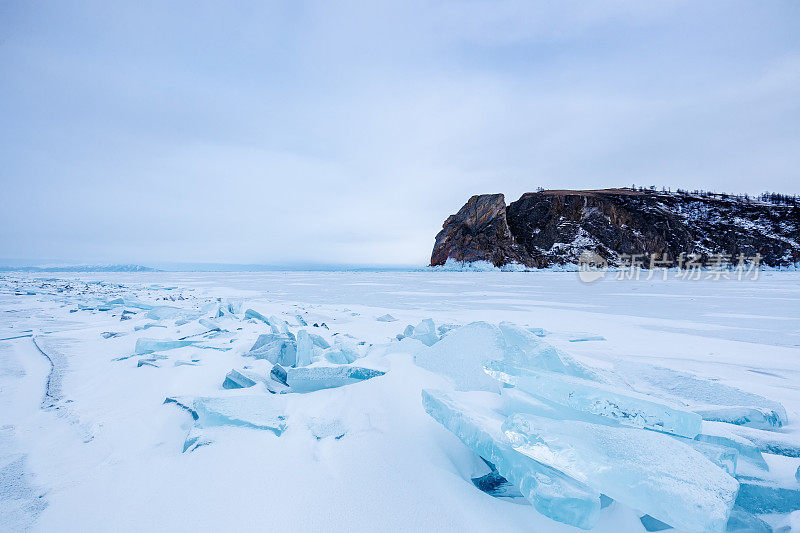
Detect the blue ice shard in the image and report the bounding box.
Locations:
[734,479,800,514]
[185,396,287,435]
[696,422,768,470]
[269,316,290,336]
[122,298,154,310]
[497,322,603,381]
[244,334,297,366]
[415,322,506,392]
[134,323,167,331]
[244,308,269,324]
[724,507,772,532]
[693,406,786,431]
[411,319,439,346]
[421,389,602,529]
[226,299,242,316]
[486,362,702,438]
[675,438,738,475]
[308,333,330,349]
[295,329,314,367]
[222,369,257,389]
[503,413,739,533]
[198,318,222,332]
[146,306,185,321]
[705,421,800,458]
[615,361,788,430]
[135,338,196,354]
[286,366,385,393]
[376,314,397,322]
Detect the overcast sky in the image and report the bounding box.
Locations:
[1,1,799,266]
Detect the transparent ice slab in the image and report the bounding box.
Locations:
[486,362,702,438]
[503,413,739,533]
[422,389,602,529]
[286,366,385,393]
[135,338,196,354]
[616,361,787,430]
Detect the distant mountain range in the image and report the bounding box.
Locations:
[431,188,800,268]
[0,264,158,272]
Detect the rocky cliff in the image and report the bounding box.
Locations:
[430,189,800,268]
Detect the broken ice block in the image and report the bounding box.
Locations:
[503,413,739,533]
[615,361,788,429]
[693,406,785,431]
[182,426,211,453]
[498,322,601,381]
[411,318,439,346]
[146,306,185,321]
[122,298,154,310]
[269,316,290,335]
[222,369,257,389]
[376,314,397,322]
[244,308,269,324]
[705,421,800,458]
[226,299,242,315]
[286,366,385,393]
[134,323,166,331]
[422,390,602,529]
[198,318,222,332]
[174,359,201,367]
[696,422,768,470]
[567,334,605,342]
[639,515,671,532]
[724,507,772,532]
[415,322,506,392]
[179,396,288,435]
[244,334,297,366]
[270,364,288,386]
[676,439,738,475]
[295,314,308,326]
[308,333,330,349]
[500,388,618,428]
[734,479,800,514]
[486,362,702,438]
[295,329,314,367]
[135,338,196,354]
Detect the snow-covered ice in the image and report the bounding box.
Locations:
[1,270,799,532]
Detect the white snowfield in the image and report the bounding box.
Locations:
[1,271,799,532]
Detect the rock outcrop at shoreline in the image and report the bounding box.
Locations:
[430,189,800,268]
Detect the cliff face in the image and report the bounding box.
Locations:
[429,194,531,267]
[430,189,800,268]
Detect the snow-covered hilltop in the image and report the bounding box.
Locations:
[431,189,800,268]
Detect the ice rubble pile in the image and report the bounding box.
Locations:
[419,321,798,532]
[124,300,388,452]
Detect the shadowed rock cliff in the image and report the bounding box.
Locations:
[431,189,800,268]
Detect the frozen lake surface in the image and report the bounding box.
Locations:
[1,271,799,532]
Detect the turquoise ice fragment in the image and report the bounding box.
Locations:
[286,366,385,393]
[503,413,739,533]
[486,362,702,438]
[135,338,196,354]
[422,389,602,529]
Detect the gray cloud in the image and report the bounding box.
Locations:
[1,0,798,265]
